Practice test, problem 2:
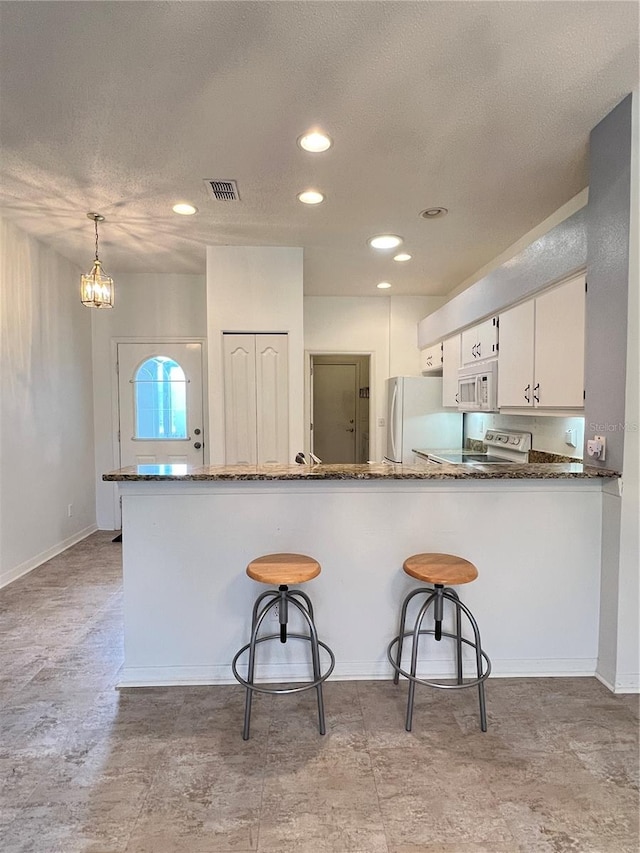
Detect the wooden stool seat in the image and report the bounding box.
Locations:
[403,553,478,586]
[247,553,321,586]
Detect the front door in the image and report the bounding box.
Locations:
[117,342,205,468]
[312,362,358,463]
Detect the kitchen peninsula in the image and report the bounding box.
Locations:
[105,462,619,688]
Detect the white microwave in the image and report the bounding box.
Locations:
[457,359,498,412]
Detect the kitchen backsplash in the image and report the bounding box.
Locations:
[464,413,585,460]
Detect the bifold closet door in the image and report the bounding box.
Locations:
[223,334,288,464]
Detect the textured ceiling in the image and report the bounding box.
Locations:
[0,1,638,296]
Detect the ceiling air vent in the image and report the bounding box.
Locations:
[204,179,240,201]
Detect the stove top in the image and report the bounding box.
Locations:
[421,430,533,466]
[426,452,518,465]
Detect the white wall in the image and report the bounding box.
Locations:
[465,413,585,458]
[0,218,96,586]
[206,246,304,464]
[304,295,442,461]
[92,273,206,529]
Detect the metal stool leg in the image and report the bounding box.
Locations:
[242,594,278,740]
[405,591,436,731]
[393,587,432,685]
[288,594,326,735]
[445,586,464,684]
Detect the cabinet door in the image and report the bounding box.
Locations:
[255,335,289,463]
[420,343,442,374]
[461,327,479,365]
[498,301,535,408]
[442,335,461,407]
[534,276,585,408]
[461,318,498,364]
[475,317,498,361]
[223,334,257,464]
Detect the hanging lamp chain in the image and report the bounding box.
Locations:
[94,216,100,262]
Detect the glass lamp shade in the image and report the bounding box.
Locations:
[81,260,114,308]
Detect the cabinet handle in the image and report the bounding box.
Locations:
[477,343,481,358]
[533,383,540,404]
[455,393,459,403]
[524,384,531,403]
[471,344,477,358]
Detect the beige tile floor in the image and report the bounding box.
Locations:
[0,531,638,853]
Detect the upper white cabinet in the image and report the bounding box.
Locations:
[442,334,461,407]
[498,275,585,410]
[461,317,498,364]
[420,343,443,374]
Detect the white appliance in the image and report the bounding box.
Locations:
[384,376,462,464]
[425,429,532,466]
[457,359,498,412]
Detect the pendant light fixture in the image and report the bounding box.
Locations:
[80,212,114,308]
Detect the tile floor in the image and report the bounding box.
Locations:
[0,531,638,852]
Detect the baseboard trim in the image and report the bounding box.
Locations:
[117,657,599,688]
[0,524,98,589]
[595,670,640,694]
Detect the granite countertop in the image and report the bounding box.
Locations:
[103,461,620,482]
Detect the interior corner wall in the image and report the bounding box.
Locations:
[586,92,638,692]
[616,89,639,691]
[206,246,304,464]
[91,273,206,530]
[303,295,440,462]
[0,218,96,587]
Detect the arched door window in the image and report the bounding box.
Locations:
[133,357,188,439]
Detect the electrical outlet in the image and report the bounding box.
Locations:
[586,435,606,461]
[67,504,73,517]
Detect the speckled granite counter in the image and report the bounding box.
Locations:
[103,460,619,482]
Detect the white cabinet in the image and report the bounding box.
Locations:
[442,334,461,407]
[223,333,289,464]
[420,343,442,374]
[461,317,498,364]
[497,301,535,407]
[498,275,585,410]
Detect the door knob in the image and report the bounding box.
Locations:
[194,442,202,449]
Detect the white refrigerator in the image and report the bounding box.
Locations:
[384,376,463,464]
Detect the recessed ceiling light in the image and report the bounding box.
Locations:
[420,207,448,219]
[297,190,325,205]
[377,281,392,289]
[368,234,403,250]
[172,203,198,215]
[298,131,332,153]
[393,253,412,262]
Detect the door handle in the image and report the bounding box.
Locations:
[346,428,355,433]
[194,442,202,449]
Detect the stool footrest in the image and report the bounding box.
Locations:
[387,630,491,689]
[232,633,335,695]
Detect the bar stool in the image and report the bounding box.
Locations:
[231,553,335,740]
[387,553,491,732]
